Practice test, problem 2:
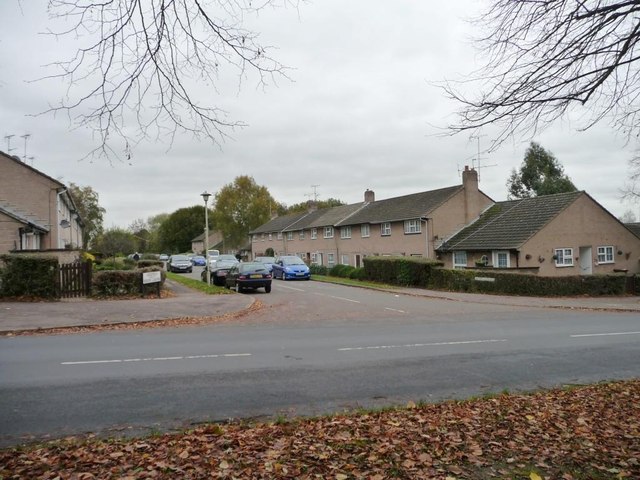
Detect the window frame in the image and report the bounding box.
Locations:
[340,226,352,239]
[380,222,391,236]
[286,231,293,241]
[299,230,305,240]
[327,253,335,266]
[597,245,614,264]
[311,228,317,240]
[453,251,467,269]
[361,224,370,238]
[554,248,574,267]
[493,251,510,268]
[324,226,334,239]
[403,219,422,234]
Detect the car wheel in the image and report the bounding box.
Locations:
[281,271,286,280]
[265,284,271,293]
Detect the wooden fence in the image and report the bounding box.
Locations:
[57,261,92,298]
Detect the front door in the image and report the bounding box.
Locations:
[579,246,592,275]
[355,254,361,268]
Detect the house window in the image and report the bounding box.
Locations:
[277,232,282,240]
[252,234,257,242]
[261,234,265,241]
[341,254,350,265]
[493,251,509,268]
[311,228,317,240]
[341,226,352,239]
[327,253,335,266]
[268,233,272,241]
[404,219,421,234]
[361,224,370,238]
[311,253,318,264]
[381,222,391,236]
[287,232,293,241]
[299,230,305,240]
[324,226,334,238]
[453,251,467,269]
[597,246,614,264]
[555,248,574,267]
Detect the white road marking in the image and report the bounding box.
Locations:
[570,331,640,338]
[385,307,406,313]
[329,295,361,303]
[280,285,306,292]
[338,339,507,351]
[61,353,251,366]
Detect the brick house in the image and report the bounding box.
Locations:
[437,191,640,276]
[250,167,494,267]
[0,150,84,255]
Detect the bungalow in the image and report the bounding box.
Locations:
[437,191,640,276]
[250,166,494,267]
[0,150,84,257]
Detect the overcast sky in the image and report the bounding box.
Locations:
[1,1,638,228]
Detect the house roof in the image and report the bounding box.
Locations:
[626,222,640,238]
[251,184,468,234]
[0,202,50,232]
[437,191,584,252]
[337,185,463,226]
[0,150,65,189]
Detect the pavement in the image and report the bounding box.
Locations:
[0,278,639,334]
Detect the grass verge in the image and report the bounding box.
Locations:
[312,274,399,290]
[166,271,234,295]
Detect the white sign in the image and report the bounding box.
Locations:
[143,271,162,284]
[474,277,496,283]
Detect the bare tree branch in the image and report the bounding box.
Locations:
[34,0,296,161]
[440,0,640,151]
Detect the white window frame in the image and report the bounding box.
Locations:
[453,251,467,269]
[324,226,334,238]
[341,226,352,239]
[361,224,370,238]
[268,233,272,241]
[277,232,282,240]
[381,222,391,236]
[493,251,510,268]
[286,232,293,241]
[252,234,258,242]
[327,253,335,266]
[597,246,614,264]
[404,219,421,234]
[299,230,305,240]
[341,254,350,265]
[311,253,319,264]
[554,248,574,267]
[261,234,265,241]
[311,228,317,240]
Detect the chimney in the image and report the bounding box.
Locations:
[462,165,479,223]
[364,189,375,203]
[307,201,317,213]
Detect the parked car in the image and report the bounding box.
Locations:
[201,255,239,286]
[159,253,169,261]
[167,254,193,273]
[225,262,272,293]
[191,255,206,266]
[272,255,310,280]
[254,256,276,273]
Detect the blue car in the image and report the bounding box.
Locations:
[272,255,310,280]
[191,255,206,266]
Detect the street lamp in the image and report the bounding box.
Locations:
[201,191,211,283]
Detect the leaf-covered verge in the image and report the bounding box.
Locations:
[2,380,638,479]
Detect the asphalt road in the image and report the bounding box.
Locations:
[1,278,639,446]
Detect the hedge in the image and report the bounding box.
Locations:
[92,267,165,297]
[0,255,58,299]
[364,256,443,287]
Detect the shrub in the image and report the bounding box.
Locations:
[0,254,59,299]
[92,267,165,297]
[310,264,329,276]
[329,264,356,278]
[364,256,443,286]
[348,267,367,281]
[137,260,164,269]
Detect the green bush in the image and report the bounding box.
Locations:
[310,264,329,276]
[348,267,367,281]
[137,260,164,269]
[364,256,443,286]
[92,267,165,297]
[329,264,357,278]
[0,255,58,299]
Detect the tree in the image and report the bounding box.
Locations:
[212,176,277,249]
[444,1,640,149]
[40,1,292,160]
[619,210,637,223]
[507,142,577,199]
[157,206,207,253]
[622,154,640,201]
[146,213,170,252]
[93,227,136,258]
[68,183,106,249]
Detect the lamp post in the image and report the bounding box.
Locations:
[201,191,211,283]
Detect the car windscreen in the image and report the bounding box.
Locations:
[283,258,305,265]
[172,255,189,261]
[240,264,267,273]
